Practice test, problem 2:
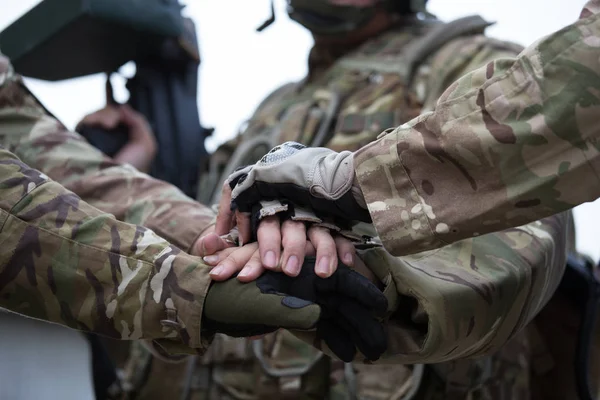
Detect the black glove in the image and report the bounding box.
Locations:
[203,258,387,362]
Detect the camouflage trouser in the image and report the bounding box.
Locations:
[417,330,531,400]
[124,331,416,400]
[128,336,526,400]
[131,332,333,400]
[123,330,529,400]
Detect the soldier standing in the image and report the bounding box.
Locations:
[191,1,570,399]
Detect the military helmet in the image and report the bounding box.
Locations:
[286,0,428,35]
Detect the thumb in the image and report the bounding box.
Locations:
[193,232,232,257]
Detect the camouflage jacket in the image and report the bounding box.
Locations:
[354,1,600,256]
[0,56,214,355]
[0,75,215,254]
[178,12,570,400]
[0,4,589,398]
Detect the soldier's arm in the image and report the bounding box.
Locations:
[300,3,598,363]
[371,212,568,363]
[354,1,600,255]
[0,78,214,253]
[290,211,568,363]
[0,145,211,352]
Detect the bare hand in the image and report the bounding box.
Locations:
[201,238,316,282]
[191,225,234,257]
[78,104,157,172]
[256,215,356,278]
[214,181,356,278]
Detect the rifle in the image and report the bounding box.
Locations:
[0,0,212,198]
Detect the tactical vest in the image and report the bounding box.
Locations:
[197,15,497,206]
[125,15,525,400]
[177,15,507,400]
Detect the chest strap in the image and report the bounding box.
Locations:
[338,15,493,85]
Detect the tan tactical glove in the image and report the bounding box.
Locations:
[228,142,370,225]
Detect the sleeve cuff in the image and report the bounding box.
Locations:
[353,129,447,256]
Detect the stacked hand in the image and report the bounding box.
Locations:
[191,142,383,361]
[202,257,387,362]
[193,227,385,361]
[209,142,370,279]
[198,219,357,281]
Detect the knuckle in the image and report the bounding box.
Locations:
[308,225,330,239]
[249,254,262,265]
[224,253,241,267]
[282,228,302,246]
[336,236,354,250]
[283,239,305,253]
[222,181,233,193]
[316,237,336,253]
[258,230,281,244]
[248,258,263,270]
[309,228,334,244]
[282,219,303,230]
[262,215,280,226]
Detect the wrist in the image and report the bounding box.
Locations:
[351,172,368,210]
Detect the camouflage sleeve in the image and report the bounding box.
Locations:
[292,210,569,363]
[0,72,214,253]
[355,211,569,364]
[0,145,211,352]
[354,1,600,256]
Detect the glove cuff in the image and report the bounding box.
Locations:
[351,172,368,210]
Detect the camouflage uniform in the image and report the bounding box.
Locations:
[340,2,600,397]
[184,7,572,400]
[353,2,600,256]
[0,53,215,356]
[0,2,595,398]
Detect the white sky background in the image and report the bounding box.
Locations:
[0,0,598,261]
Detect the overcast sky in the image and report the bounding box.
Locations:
[1,0,598,261]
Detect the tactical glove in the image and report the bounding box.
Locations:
[202,257,388,362]
[228,142,371,225]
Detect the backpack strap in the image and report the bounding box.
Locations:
[333,15,493,136]
[338,15,493,84]
[402,15,493,84]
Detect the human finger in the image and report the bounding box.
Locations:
[208,243,259,281]
[192,232,232,257]
[236,210,252,246]
[215,182,236,235]
[334,235,356,267]
[237,248,267,282]
[257,215,282,271]
[307,226,337,278]
[280,219,307,277]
